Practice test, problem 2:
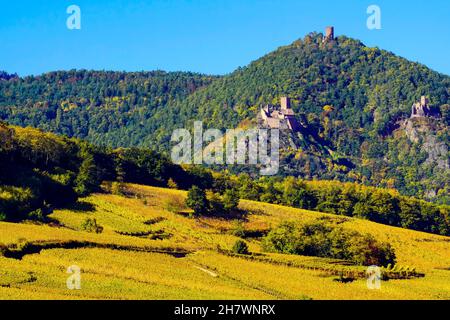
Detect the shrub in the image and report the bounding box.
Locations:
[0,243,7,256]
[262,221,396,266]
[167,178,178,189]
[230,221,246,237]
[81,218,103,233]
[208,190,242,216]
[0,186,35,221]
[208,192,225,214]
[111,182,124,195]
[27,208,45,222]
[345,233,396,266]
[232,240,249,255]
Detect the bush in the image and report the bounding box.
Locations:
[262,221,396,266]
[185,186,209,216]
[232,240,249,255]
[222,189,240,212]
[0,185,36,221]
[230,221,246,237]
[81,218,103,233]
[208,192,225,214]
[167,178,178,189]
[208,190,243,216]
[345,234,396,266]
[27,208,45,222]
[0,243,7,256]
[111,182,124,195]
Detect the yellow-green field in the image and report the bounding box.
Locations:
[1,184,449,300]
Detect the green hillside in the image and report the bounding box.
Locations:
[0,70,216,146]
[161,33,449,201]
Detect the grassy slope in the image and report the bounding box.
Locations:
[0,184,449,300]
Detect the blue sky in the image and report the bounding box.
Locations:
[1,0,449,76]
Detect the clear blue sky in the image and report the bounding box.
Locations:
[1,0,449,76]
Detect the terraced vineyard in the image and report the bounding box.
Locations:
[1,184,449,300]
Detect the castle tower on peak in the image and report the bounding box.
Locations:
[324,26,334,42]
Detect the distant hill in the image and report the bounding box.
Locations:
[0,70,216,146]
[1,31,449,202]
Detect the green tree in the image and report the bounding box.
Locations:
[232,240,249,255]
[185,186,209,216]
[82,218,103,233]
[222,189,240,212]
[75,145,102,196]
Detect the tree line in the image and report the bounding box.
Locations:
[1,121,448,236]
[187,171,449,236]
[0,122,206,222]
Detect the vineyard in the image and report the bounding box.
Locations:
[0,184,449,299]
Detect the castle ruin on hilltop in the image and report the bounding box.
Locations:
[411,96,436,118]
[260,97,299,131]
[323,26,334,43]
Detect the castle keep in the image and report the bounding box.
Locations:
[260,97,299,131]
[411,96,433,118]
[323,26,334,42]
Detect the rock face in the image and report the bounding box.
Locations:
[422,135,449,170]
[404,96,448,169]
[402,117,449,170]
[397,115,449,201]
[404,118,420,143]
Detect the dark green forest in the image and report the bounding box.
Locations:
[0,70,216,146]
[0,122,205,222]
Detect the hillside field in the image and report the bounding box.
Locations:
[0,184,449,300]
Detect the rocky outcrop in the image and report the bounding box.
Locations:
[402,117,449,170]
[422,134,449,170]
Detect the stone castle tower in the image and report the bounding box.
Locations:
[411,96,431,118]
[323,26,334,42]
[260,97,299,131]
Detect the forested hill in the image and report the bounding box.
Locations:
[1,32,449,202]
[0,70,217,146]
